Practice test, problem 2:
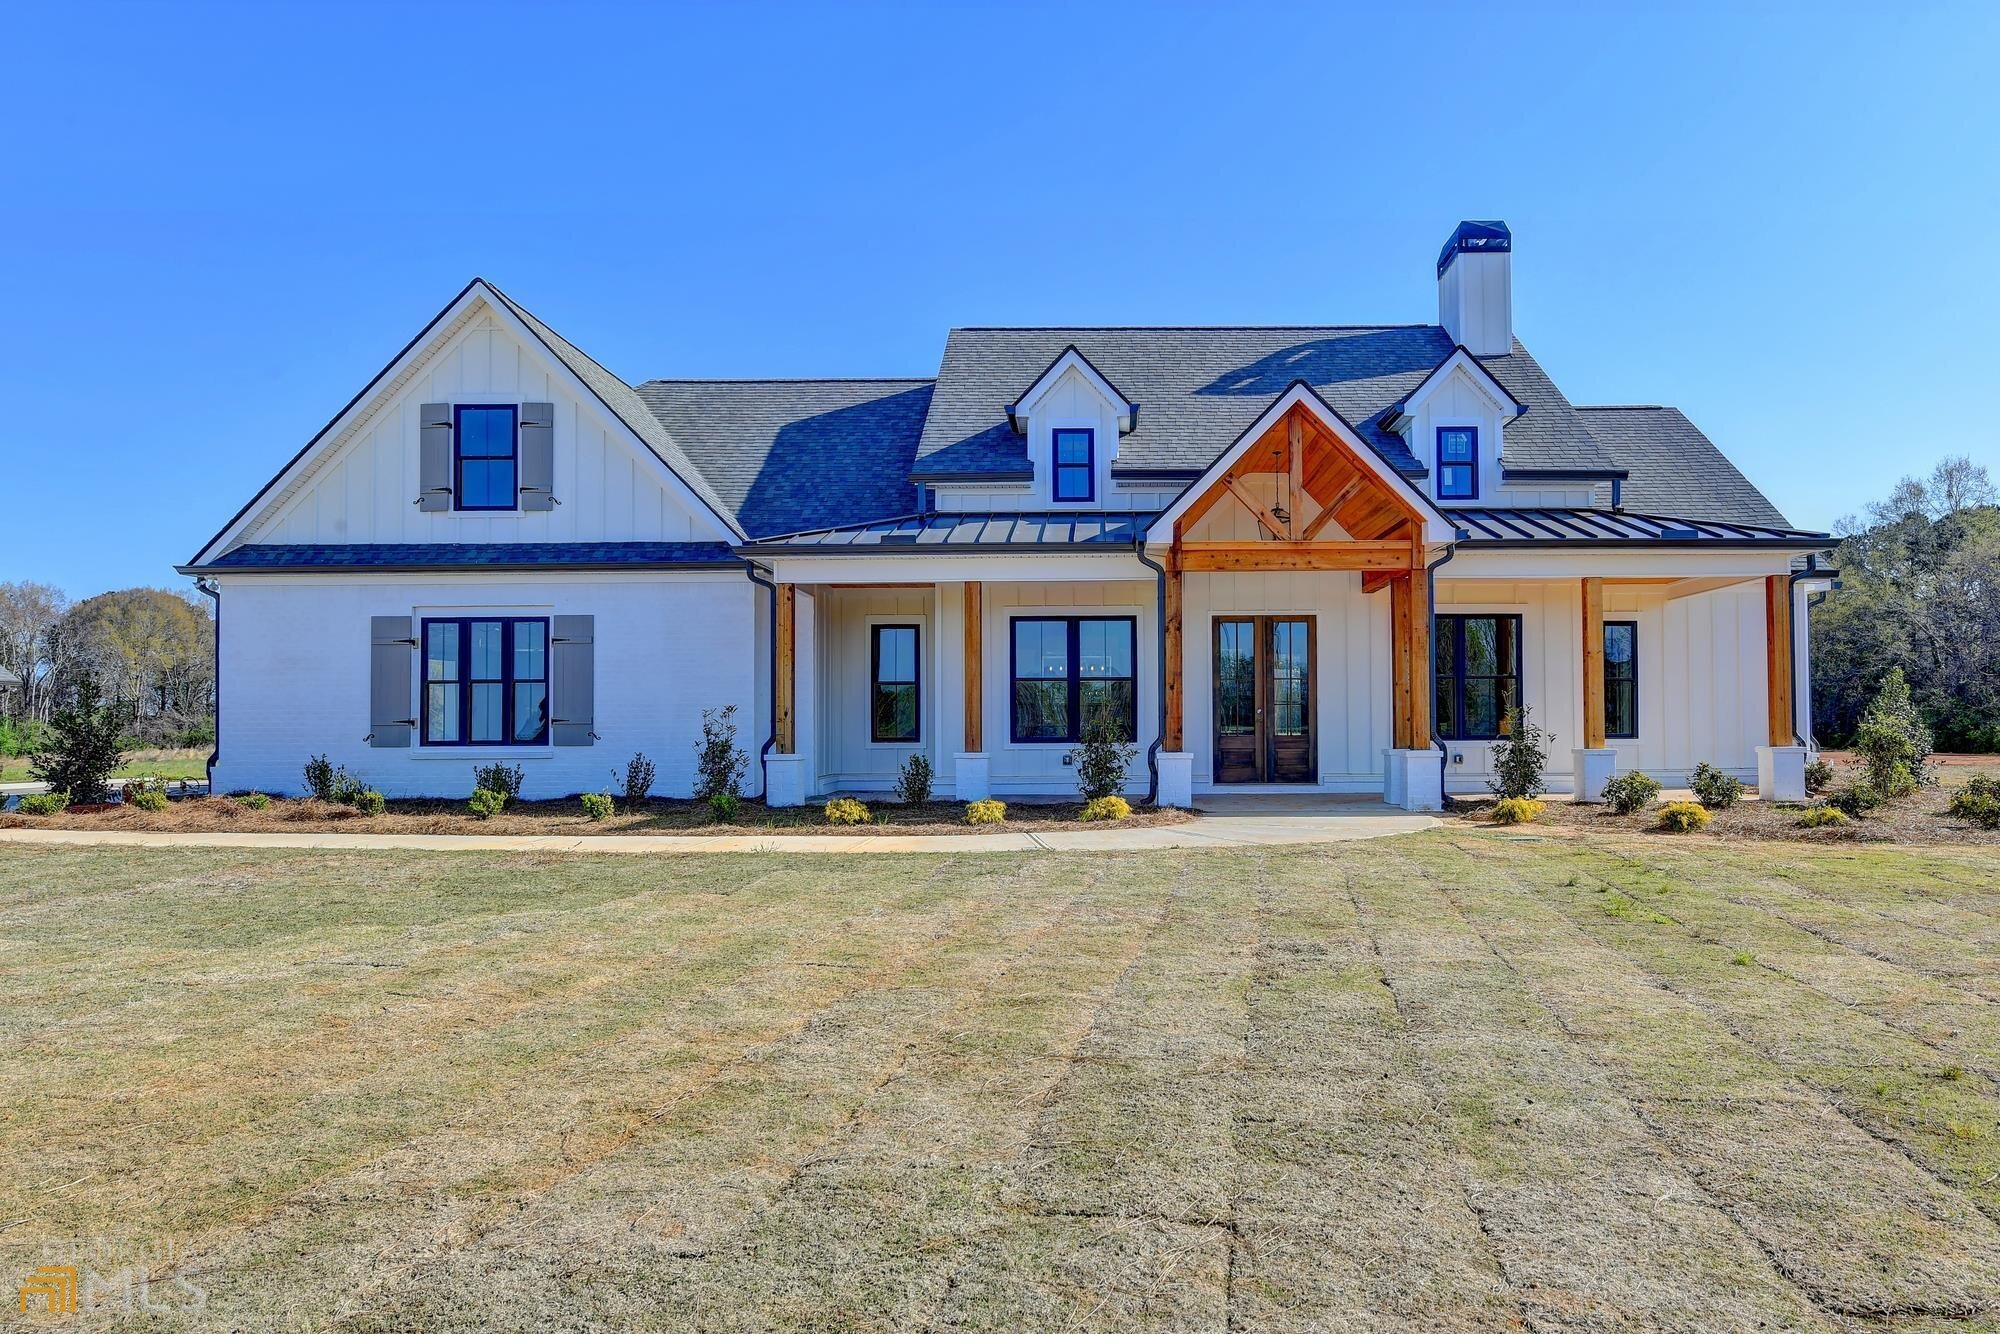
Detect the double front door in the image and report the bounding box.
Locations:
[1213,616,1316,784]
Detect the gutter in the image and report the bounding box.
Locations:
[1426,541,1459,800]
[1134,541,1169,806]
[743,561,780,800]
[193,577,220,791]
[1786,552,1836,749]
[174,560,744,576]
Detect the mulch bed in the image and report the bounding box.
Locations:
[0,795,1192,838]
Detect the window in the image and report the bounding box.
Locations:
[455,405,519,511]
[871,624,920,743]
[422,617,549,745]
[1051,428,1094,502]
[1605,621,1638,739]
[1436,426,1477,500]
[1434,614,1521,740]
[1011,616,1135,743]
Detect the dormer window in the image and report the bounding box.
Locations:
[1052,428,1095,502]
[1436,426,1477,501]
[455,405,520,511]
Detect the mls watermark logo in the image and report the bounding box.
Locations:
[17,1265,76,1315]
[18,1236,207,1317]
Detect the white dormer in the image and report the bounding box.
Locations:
[1382,348,1524,505]
[1006,346,1137,506]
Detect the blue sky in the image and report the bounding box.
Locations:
[6,1,1996,597]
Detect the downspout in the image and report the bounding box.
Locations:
[193,576,220,793]
[743,560,778,799]
[1786,554,1823,749]
[1426,540,1459,799]
[1135,539,1167,806]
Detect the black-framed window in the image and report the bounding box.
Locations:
[1436,426,1477,500]
[1605,620,1638,740]
[871,624,920,743]
[422,617,548,746]
[1011,616,1135,743]
[1434,614,1521,741]
[1052,428,1095,502]
[455,405,519,511]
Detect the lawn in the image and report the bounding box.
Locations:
[0,747,208,786]
[6,832,2000,1328]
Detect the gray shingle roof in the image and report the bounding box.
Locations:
[634,380,935,538]
[913,327,1616,481]
[1576,406,1790,527]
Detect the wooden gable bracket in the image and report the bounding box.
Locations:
[1221,473,1289,541]
[1301,472,1367,543]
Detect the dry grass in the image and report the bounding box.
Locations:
[0,746,208,786]
[6,832,2000,1328]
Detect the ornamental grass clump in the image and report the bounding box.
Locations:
[1657,801,1712,833]
[824,797,872,825]
[1489,796,1545,825]
[964,799,1007,825]
[1081,795,1132,822]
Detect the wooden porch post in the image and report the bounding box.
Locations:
[963,581,983,753]
[1163,550,1184,751]
[1765,574,1794,747]
[1409,557,1432,751]
[1581,577,1606,750]
[1390,574,1413,750]
[774,583,795,754]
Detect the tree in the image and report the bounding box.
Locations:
[51,588,213,743]
[30,674,126,802]
[0,581,70,724]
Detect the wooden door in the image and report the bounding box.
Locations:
[1212,616,1316,784]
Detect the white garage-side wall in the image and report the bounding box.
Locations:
[212,572,758,799]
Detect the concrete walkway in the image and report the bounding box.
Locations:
[0,798,1435,855]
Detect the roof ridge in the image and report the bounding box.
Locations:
[949,323,1438,333]
[637,376,935,386]
[1576,404,1670,411]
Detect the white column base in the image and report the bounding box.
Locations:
[1384,749,1442,812]
[954,752,990,802]
[1757,745,1808,804]
[765,753,809,808]
[1572,748,1618,803]
[1156,752,1194,809]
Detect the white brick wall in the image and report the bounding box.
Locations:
[212,572,760,799]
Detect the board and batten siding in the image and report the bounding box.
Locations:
[811,586,934,793]
[211,572,758,800]
[246,309,722,547]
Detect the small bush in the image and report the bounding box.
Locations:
[127,789,169,812]
[472,762,525,806]
[964,799,1007,825]
[1600,772,1662,815]
[1657,801,1712,833]
[694,706,749,801]
[894,753,934,806]
[329,767,366,806]
[1068,711,1135,802]
[1948,774,2000,829]
[708,792,741,824]
[235,792,272,811]
[1830,782,1886,817]
[824,797,872,825]
[355,789,386,816]
[1804,757,1835,795]
[1690,762,1743,810]
[580,792,614,822]
[1798,804,1850,829]
[30,675,126,804]
[1081,795,1132,822]
[304,754,335,802]
[1490,796,1546,825]
[619,753,657,809]
[1852,667,1934,794]
[467,787,505,820]
[17,791,69,816]
[1488,705,1551,801]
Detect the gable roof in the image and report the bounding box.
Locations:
[634,379,935,538]
[1576,406,1790,526]
[913,326,1616,482]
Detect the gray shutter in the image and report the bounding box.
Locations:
[551,615,595,746]
[519,402,556,511]
[369,616,416,748]
[418,403,453,511]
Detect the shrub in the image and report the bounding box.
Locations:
[1947,774,2000,829]
[304,754,335,802]
[467,787,505,820]
[1852,667,1934,795]
[17,791,69,816]
[1600,772,1662,815]
[824,797,872,825]
[1489,796,1546,825]
[894,753,934,806]
[329,767,366,806]
[0,717,50,756]
[1068,711,1136,802]
[1690,762,1743,810]
[695,706,749,801]
[1657,801,1712,833]
[1804,756,1835,795]
[235,792,272,811]
[30,676,126,804]
[1488,705,1550,800]
[127,789,169,812]
[708,792,741,824]
[1798,805,1850,829]
[355,789,386,816]
[1830,782,1886,818]
[964,799,1007,825]
[580,792,614,822]
[1081,795,1132,822]
[619,753,657,809]
[472,762,525,806]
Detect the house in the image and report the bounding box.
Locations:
[180,222,1835,811]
